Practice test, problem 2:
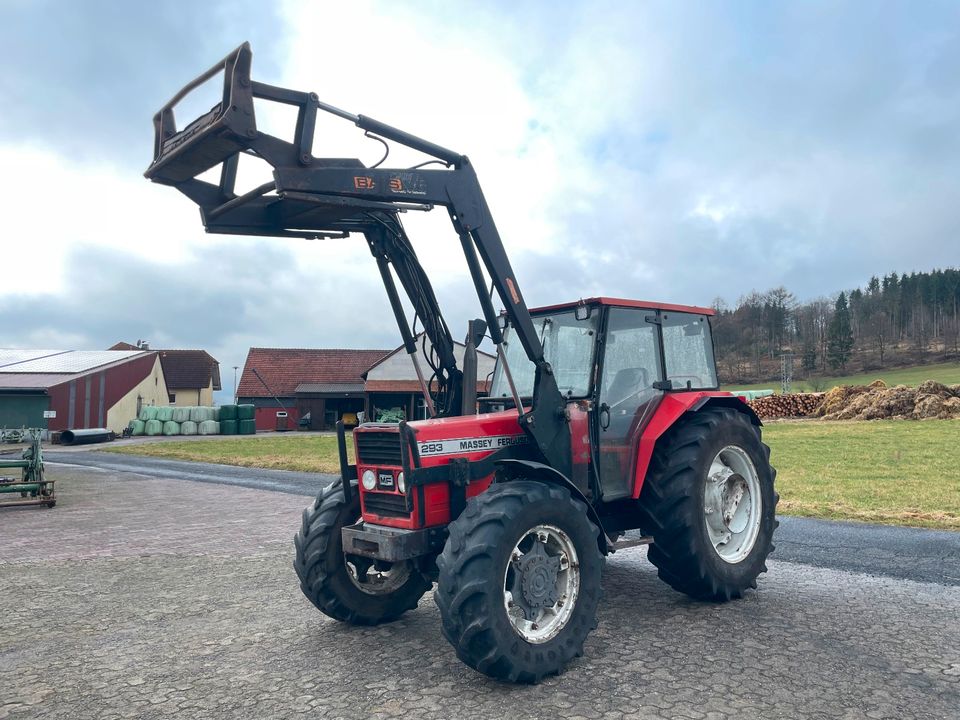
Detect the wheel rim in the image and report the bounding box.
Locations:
[704,445,762,564]
[502,524,580,644]
[345,555,412,595]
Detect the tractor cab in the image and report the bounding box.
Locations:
[486,298,718,501]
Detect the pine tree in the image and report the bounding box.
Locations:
[827,292,854,371]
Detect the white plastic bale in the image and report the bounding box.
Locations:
[198,420,220,435]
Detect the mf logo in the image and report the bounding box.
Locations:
[353,176,375,190]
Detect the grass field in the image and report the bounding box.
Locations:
[105,419,960,530]
[105,435,351,474]
[724,361,960,394]
[763,419,960,529]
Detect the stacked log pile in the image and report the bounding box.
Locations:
[748,393,824,419]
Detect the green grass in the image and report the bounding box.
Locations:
[105,419,960,530]
[724,361,960,394]
[104,435,353,474]
[763,419,960,530]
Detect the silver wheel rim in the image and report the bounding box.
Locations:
[704,445,762,564]
[502,524,580,644]
[345,556,411,595]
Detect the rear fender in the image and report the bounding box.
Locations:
[494,458,610,554]
[631,393,760,498]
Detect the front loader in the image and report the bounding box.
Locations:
[146,43,778,683]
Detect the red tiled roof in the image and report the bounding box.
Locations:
[158,350,222,391]
[237,348,391,398]
[365,379,490,393]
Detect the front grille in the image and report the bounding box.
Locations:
[356,431,402,465]
[363,492,408,518]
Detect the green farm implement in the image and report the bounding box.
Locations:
[0,431,54,509]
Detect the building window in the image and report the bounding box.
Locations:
[168,393,176,403]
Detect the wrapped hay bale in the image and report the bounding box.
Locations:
[129,419,146,436]
[237,404,256,420]
[220,419,238,435]
[140,406,159,422]
[172,406,191,423]
[188,406,205,423]
[156,406,174,422]
[180,420,198,435]
[208,406,220,421]
[239,419,256,435]
[144,419,163,436]
[198,420,220,435]
[219,404,238,421]
[162,420,180,436]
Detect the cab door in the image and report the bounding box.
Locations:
[595,307,663,500]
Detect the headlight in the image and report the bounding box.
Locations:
[396,471,406,494]
[361,469,377,491]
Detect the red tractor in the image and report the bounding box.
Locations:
[146,44,777,683]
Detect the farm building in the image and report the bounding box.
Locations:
[157,350,221,406]
[237,340,496,431]
[237,348,391,431]
[111,343,221,406]
[0,349,169,434]
[363,341,496,421]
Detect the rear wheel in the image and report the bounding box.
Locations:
[435,481,604,683]
[294,481,430,625]
[639,408,777,601]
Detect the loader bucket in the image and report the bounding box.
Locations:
[144,43,256,185]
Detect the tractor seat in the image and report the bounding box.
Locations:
[605,367,650,406]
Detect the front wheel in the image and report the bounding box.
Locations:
[294,481,431,625]
[435,481,604,683]
[639,407,778,601]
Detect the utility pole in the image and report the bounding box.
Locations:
[780,353,794,394]
[233,366,239,404]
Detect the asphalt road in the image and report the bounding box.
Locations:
[45,449,960,587]
[2,466,959,720]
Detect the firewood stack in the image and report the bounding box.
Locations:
[748,393,824,419]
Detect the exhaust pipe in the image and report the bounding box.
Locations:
[461,319,487,415]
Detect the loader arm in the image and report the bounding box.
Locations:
[144,42,571,476]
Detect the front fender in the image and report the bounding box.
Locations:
[494,458,610,554]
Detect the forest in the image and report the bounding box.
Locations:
[711,267,960,385]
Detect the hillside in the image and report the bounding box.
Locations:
[723,361,960,393]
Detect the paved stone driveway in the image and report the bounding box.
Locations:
[1,468,958,720]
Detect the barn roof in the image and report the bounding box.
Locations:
[0,350,147,374]
[0,350,156,391]
[237,348,391,398]
[158,350,222,391]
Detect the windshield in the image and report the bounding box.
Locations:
[489,310,598,399]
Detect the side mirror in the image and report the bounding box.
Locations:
[575,303,592,321]
[599,402,610,430]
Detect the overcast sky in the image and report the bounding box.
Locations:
[1,1,958,400]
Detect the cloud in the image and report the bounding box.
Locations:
[0,242,405,399]
[0,0,286,167]
[0,0,958,377]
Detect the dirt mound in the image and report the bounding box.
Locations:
[816,380,960,421]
